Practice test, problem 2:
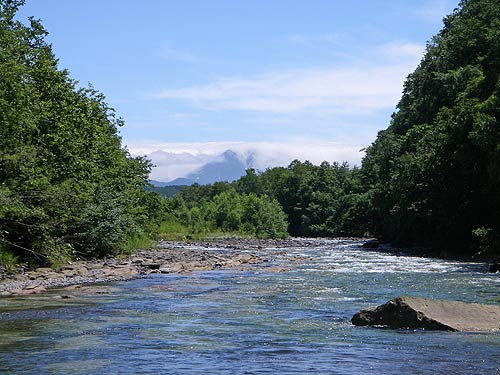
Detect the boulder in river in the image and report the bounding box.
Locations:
[489,263,500,273]
[351,296,500,332]
[361,239,381,249]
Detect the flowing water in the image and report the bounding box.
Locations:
[0,240,499,374]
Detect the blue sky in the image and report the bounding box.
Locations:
[18,0,457,181]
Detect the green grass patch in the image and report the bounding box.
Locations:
[152,219,256,241]
[153,220,192,241]
[119,232,155,255]
[0,246,18,273]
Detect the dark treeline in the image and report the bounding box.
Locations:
[363,0,500,259]
[1,0,499,269]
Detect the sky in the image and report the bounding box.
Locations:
[17,0,458,181]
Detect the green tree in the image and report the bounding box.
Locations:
[0,0,155,266]
[362,0,500,257]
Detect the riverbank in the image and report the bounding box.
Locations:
[0,237,336,296]
[1,239,498,374]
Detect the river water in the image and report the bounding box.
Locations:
[0,240,499,374]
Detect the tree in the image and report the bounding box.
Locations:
[0,0,155,266]
[361,0,500,257]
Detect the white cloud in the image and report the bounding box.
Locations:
[150,42,422,114]
[146,150,223,182]
[128,141,365,182]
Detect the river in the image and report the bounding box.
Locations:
[0,240,499,374]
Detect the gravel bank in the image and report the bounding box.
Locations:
[0,237,336,296]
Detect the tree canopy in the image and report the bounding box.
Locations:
[361,0,500,257]
[2,0,499,269]
[0,0,159,266]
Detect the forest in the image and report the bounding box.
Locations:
[1,0,499,270]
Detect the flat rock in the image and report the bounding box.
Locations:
[11,285,47,296]
[159,263,185,274]
[352,296,500,332]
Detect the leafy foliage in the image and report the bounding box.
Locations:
[362,0,500,258]
[0,1,158,266]
[3,0,498,269]
[234,161,371,237]
[155,160,370,240]
[159,188,289,239]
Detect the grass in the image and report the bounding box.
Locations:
[119,232,156,256]
[0,246,18,273]
[153,220,192,241]
[152,219,256,241]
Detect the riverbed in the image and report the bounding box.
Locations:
[0,239,499,374]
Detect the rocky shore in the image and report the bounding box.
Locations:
[0,237,326,296]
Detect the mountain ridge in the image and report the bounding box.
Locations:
[150,149,249,186]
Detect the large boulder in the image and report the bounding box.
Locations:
[352,296,500,332]
[489,263,500,273]
[361,239,381,249]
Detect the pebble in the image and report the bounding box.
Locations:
[0,237,337,297]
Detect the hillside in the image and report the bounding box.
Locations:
[362,0,500,257]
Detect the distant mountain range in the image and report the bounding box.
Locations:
[149,178,193,187]
[150,150,249,186]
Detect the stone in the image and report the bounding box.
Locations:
[142,262,160,270]
[265,267,290,273]
[61,269,77,277]
[352,296,500,332]
[63,284,82,291]
[12,285,47,296]
[361,240,380,249]
[489,263,500,273]
[232,253,261,264]
[35,267,53,274]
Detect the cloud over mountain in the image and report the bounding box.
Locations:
[129,141,364,183]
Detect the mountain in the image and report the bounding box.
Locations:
[185,150,247,185]
[165,178,195,186]
[148,179,170,187]
[152,150,249,186]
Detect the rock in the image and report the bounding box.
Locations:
[76,268,90,277]
[232,253,261,264]
[12,285,47,296]
[352,296,500,332]
[265,267,290,273]
[63,284,82,291]
[35,267,53,274]
[489,263,500,273]
[61,269,77,277]
[361,240,380,249]
[159,263,185,274]
[142,262,160,270]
